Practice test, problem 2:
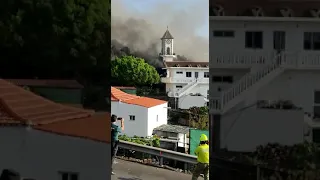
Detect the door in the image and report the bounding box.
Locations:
[273,31,286,52]
[273,31,286,64]
[195,72,199,79]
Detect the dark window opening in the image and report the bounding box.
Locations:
[213,30,234,37]
[212,76,233,83]
[245,31,263,49]
[304,32,320,50]
[204,72,209,78]
[314,91,320,104]
[167,47,171,54]
[273,31,286,50]
[186,72,192,77]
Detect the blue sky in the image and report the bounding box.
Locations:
[118,0,209,38]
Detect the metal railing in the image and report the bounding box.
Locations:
[118,140,197,165]
[118,141,319,180]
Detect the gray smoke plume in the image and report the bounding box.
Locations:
[111,0,209,67]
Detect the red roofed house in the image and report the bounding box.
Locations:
[111,87,168,137]
[0,79,110,180]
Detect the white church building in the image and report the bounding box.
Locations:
[209,2,320,152]
[160,29,209,109]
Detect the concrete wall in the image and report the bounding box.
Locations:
[220,108,304,152]
[178,95,207,109]
[0,127,109,180]
[112,101,168,137]
[257,70,320,113]
[167,68,209,79]
[210,20,320,60]
[147,103,168,136]
[111,101,148,137]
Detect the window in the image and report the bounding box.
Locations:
[212,76,233,83]
[204,72,209,78]
[245,31,263,49]
[273,31,286,50]
[176,71,183,74]
[186,72,192,77]
[304,32,320,50]
[314,91,320,117]
[59,172,78,180]
[313,128,320,143]
[167,47,171,54]
[129,115,135,121]
[176,85,183,88]
[156,115,159,122]
[213,30,234,37]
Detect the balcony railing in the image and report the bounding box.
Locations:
[161,77,209,84]
[211,51,320,69]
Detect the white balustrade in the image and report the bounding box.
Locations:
[161,77,209,84]
[211,51,320,69]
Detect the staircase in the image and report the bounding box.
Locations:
[214,58,285,113]
[173,79,199,97]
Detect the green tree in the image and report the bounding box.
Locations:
[111,55,160,86]
[0,0,111,110]
[188,106,209,130]
[0,0,110,81]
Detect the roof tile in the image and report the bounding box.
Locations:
[111,87,167,108]
[0,79,93,125]
[34,112,111,143]
[0,79,111,143]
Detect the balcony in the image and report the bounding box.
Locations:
[210,51,320,69]
[161,77,209,84]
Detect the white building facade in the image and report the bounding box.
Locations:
[0,127,110,180]
[209,4,320,151]
[159,29,209,109]
[111,87,168,137]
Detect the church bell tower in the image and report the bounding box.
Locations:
[160,27,176,62]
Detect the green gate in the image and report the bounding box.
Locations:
[189,129,209,155]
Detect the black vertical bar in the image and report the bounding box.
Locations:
[211,114,221,152]
[210,113,221,179]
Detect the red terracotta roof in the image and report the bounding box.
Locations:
[0,79,93,125]
[164,61,209,68]
[0,79,110,143]
[125,97,168,108]
[35,112,111,143]
[111,87,167,108]
[111,87,139,101]
[5,79,83,88]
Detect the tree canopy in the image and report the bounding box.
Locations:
[111,55,160,86]
[0,0,110,83]
[189,106,209,130]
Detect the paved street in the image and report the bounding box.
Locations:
[112,159,197,180]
